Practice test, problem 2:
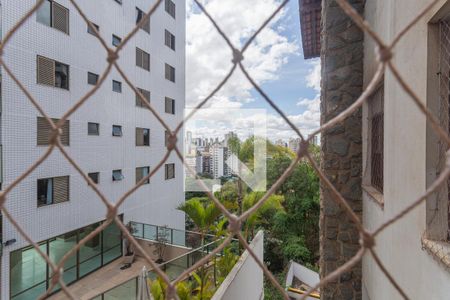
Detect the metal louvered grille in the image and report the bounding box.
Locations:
[37,117,69,146]
[53,176,69,203]
[52,1,69,34]
[37,55,55,86]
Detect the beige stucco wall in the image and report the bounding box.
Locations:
[362,1,450,299]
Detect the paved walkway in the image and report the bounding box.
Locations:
[48,257,148,300]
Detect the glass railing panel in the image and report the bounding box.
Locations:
[143,224,157,240]
[130,222,143,239]
[172,229,186,247]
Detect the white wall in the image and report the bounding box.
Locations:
[212,231,264,300]
[0,0,185,298]
[362,1,450,299]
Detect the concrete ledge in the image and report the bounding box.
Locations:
[422,238,450,271]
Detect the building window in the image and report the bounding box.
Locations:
[136,7,150,33]
[136,128,150,146]
[112,80,122,93]
[37,0,69,34]
[165,97,175,114]
[165,163,175,180]
[368,82,384,193]
[10,219,122,299]
[136,48,150,71]
[112,125,122,137]
[37,55,69,90]
[87,22,99,35]
[88,172,99,184]
[112,34,121,47]
[88,122,100,136]
[165,0,176,19]
[87,72,99,85]
[165,63,175,82]
[136,166,150,184]
[37,176,69,207]
[37,117,70,146]
[136,88,150,108]
[112,170,124,181]
[165,30,175,51]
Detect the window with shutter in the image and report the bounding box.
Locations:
[37,117,70,146]
[136,48,150,71]
[165,163,175,180]
[165,0,176,18]
[52,1,69,34]
[37,176,69,206]
[53,176,69,203]
[165,64,175,82]
[136,88,150,107]
[165,30,175,50]
[369,83,384,193]
[37,56,55,86]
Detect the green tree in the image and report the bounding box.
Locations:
[178,198,221,245]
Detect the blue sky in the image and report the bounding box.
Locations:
[186,0,320,141]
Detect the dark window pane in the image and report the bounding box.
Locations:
[37,178,53,206]
[112,34,121,47]
[88,122,99,135]
[88,72,99,85]
[112,80,122,93]
[143,129,150,146]
[87,22,99,35]
[48,231,77,285]
[88,172,99,184]
[55,62,69,89]
[37,0,52,27]
[112,125,122,137]
[112,170,124,181]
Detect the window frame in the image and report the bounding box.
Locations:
[165,163,175,180]
[87,72,99,85]
[112,170,124,181]
[87,22,99,35]
[112,34,122,47]
[165,0,176,19]
[112,80,122,93]
[37,55,70,90]
[136,127,150,146]
[136,166,150,184]
[37,176,69,207]
[165,63,175,82]
[136,7,150,33]
[87,122,100,136]
[88,172,100,184]
[112,125,123,137]
[36,0,70,35]
[165,97,175,114]
[165,29,175,51]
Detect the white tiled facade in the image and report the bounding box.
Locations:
[0,0,185,298]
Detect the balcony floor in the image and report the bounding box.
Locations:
[48,256,148,300]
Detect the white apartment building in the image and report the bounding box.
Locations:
[0,0,185,299]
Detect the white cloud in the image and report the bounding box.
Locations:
[185,1,321,142]
[186,0,298,109]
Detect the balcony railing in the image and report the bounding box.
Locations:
[129,221,216,249]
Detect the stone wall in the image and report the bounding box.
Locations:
[319,0,364,299]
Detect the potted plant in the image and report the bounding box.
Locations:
[153,225,170,264]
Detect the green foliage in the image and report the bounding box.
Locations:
[192,269,215,300]
[176,281,192,300]
[263,271,287,300]
[216,247,239,285]
[178,198,221,239]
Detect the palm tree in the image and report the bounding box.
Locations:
[243,192,284,239]
[178,198,221,245]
